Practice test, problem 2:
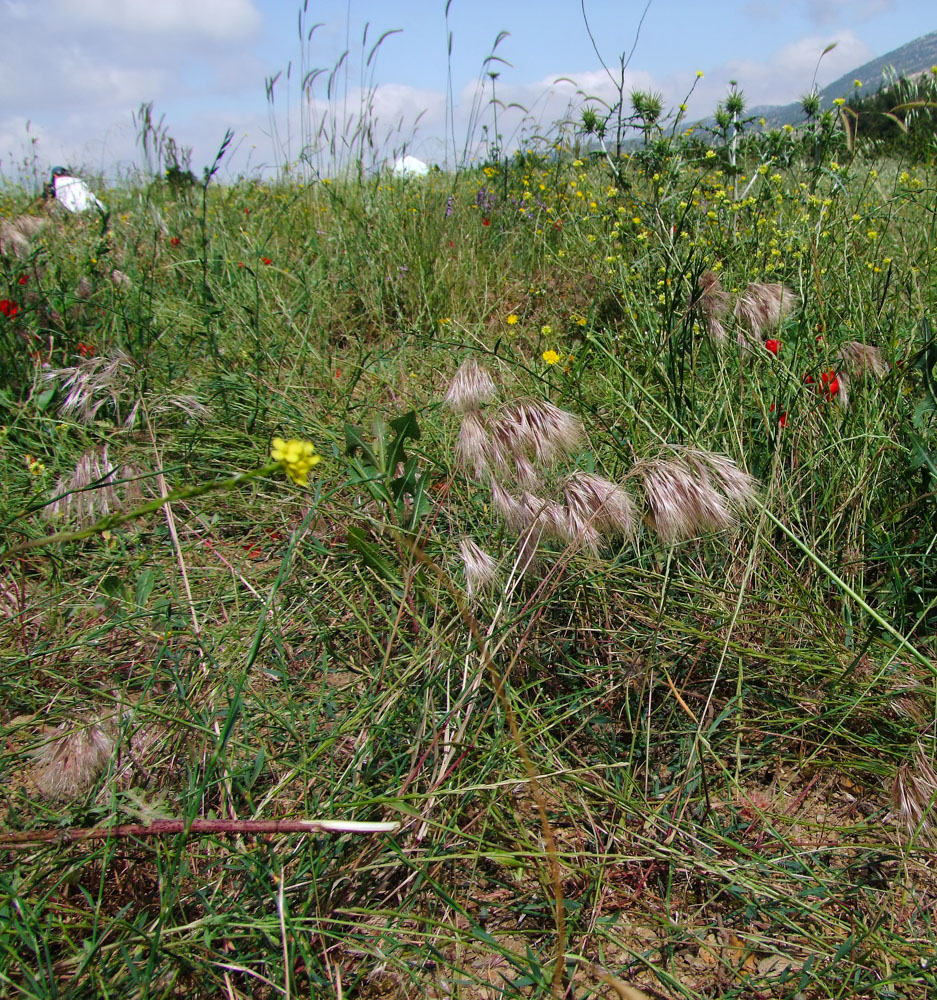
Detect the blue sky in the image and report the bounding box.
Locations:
[0,0,932,183]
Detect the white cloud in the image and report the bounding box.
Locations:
[53,0,263,44]
[711,30,873,107]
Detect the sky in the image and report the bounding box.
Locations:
[0,0,933,185]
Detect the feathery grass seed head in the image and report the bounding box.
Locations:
[458,538,499,598]
[734,282,798,341]
[837,341,887,379]
[455,410,492,480]
[445,359,497,413]
[35,720,114,799]
[563,472,636,545]
[637,458,734,542]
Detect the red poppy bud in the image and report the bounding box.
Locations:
[765,339,780,356]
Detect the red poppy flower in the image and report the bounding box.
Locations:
[18,275,28,285]
[778,412,787,427]
[765,339,780,356]
[77,342,95,358]
[804,373,814,384]
[819,369,839,397]
[262,257,273,265]
[481,218,490,227]
[0,299,18,318]
[170,236,181,247]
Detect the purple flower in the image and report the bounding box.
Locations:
[475,186,495,213]
[445,195,454,218]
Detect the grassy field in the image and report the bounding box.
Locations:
[2,123,937,999]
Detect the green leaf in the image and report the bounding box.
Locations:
[386,409,420,471]
[34,388,55,412]
[134,568,156,609]
[100,574,126,602]
[343,422,377,468]
[346,526,402,586]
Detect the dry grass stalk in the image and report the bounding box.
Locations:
[734,282,798,342]
[459,538,499,598]
[836,341,888,380]
[892,745,937,835]
[445,359,497,413]
[693,270,731,343]
[35,720,114,799]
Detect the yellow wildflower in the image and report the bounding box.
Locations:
[506,313,519,325]
[542,349,560,365]
[271,438,321,486]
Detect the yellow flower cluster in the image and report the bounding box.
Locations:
[271,437,321,486]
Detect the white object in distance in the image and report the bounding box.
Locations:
[51,167,106,213]
[392,155,429,178]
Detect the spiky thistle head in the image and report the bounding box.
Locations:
[445,359,497,413]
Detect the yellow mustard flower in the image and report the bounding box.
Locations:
[271,438,321,486]
[542,349,560,365]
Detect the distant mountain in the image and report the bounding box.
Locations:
[751,29,937,127]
